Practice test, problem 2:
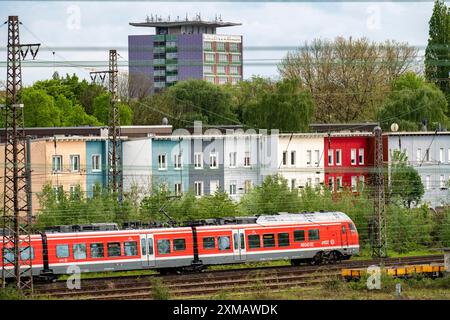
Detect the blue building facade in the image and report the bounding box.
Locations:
[86,140,108,197]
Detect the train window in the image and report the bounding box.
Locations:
[248,235,260,249]
[73,244,87,260]
[90,243,104,258]
[240,233,245,250]
[56,245,70,258]
[203,237,215,249]
[349,223,356,232]
[342,225,346,234]
[141,239,147,255]
[124,241,138,256]
[173,239,186,251]
[308,229,320,241]
[157,240,171,255]
[218,236,230,251]
[294,230,305,242]
[233,234,238,250]
[20,247,35,261]
[278,233,290,247]
[2,248,14,264]
[263,234,276,248]
[148,239,154,255]
[107,242,122,257]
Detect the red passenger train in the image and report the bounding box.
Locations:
[1,212,359,279]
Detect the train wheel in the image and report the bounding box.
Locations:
[328,251,341,264]
[310,252,323,265]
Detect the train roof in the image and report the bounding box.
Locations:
[256,212,352,226]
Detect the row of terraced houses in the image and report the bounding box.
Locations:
[1,125,449,215]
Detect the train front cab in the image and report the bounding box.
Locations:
[341,222,359,259]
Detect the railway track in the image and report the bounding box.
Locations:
[33,254,444,300]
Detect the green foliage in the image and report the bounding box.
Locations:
[424,0,450,113]
[378,72,450,131]
[0,286,26,300]
[238,78,314,132]
[388,150,424,208]
[150,277,171,300]
[239,174,299,215]
[21,88,61,127]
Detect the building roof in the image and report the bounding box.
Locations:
[383,131,450,136]
[310,123,379,133]
[129,20,241,29]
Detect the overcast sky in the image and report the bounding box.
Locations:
[0,1,441,85]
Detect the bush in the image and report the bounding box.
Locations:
[150,277,171,300]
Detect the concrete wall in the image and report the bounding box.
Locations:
[122,138,152,195]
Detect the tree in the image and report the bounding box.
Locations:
[278,37,417,122]
[21,88,61,127]
[378,72,450,131]
[92,93,133,125]
[167,79,238,128]
[131,92,175,126]
[239,174,299,215]
[424,0,450,114]
[389,150,424,208]
[240,79,314,132]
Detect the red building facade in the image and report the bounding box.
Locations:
[324,133,375,192]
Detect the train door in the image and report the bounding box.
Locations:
[140,234,155,268]
[341,224,349,248]
[232,229,246,261]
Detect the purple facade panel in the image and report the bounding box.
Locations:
[177,34,204,81]
[128,35,153,80]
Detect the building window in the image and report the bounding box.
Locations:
[205,53,214,62]
[174,183,182,196]
[336,149,342,166]
[210,180,219,194]
[439,148,444,163]
[217,65,226,74]
[315,177,320,186]
[205,76,215,84]
[229,152,237,168]
[158,154,167,170]
[351,149,356,165]
[244,152,250,167]
[337,176,343,191]
[52,155,62,173]
[290,151,296,166]
[229,43,238,52]
[328,176,334,191]
[328,149,333,166]
[448,149,450,163]
[307,178,312,187]
[425,175,431,190]
[425,149,430,162]
[203,65,213,74]
[174,154,182,169]
[314,150,320,165]
[351,176,357,191]
[306,150,312,166]
[291,179,296,190]
[91,155,101,172]
[210,152,218,169]
[219,53,228,63]
[69,185,78,196]
[204,41,212,51]
[217,42,225,51]
[194,181,203,197]
[416,148,422,163]
[244,180,252,194]
[194,152,203,169]
[358,148,364,165]
[218,77,227,85]
[282,151,288,166]
[359,175,365,189]
[231,54,241,63]
[229,181,237,195]
[439,175,446,189]
[229,66,238,74]
[70,155,80,172]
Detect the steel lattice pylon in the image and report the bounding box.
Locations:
[90,50,122,201]
[2,16,39,292]
[372,126,387,258]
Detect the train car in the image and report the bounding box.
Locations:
[1,212,359,279]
